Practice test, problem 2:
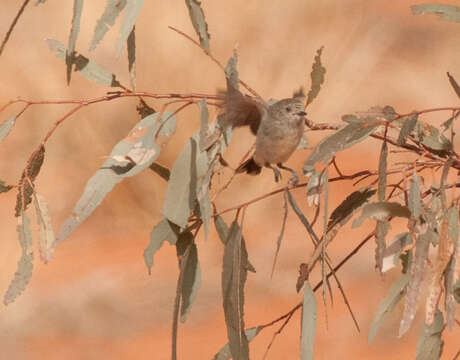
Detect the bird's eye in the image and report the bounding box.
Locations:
[285,106,291,112]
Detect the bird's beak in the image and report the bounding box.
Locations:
[297,111,307,116]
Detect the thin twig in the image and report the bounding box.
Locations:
[0,0,31,56]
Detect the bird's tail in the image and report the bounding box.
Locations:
[235,158,262,175]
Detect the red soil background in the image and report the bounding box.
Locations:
[0,0,459,359]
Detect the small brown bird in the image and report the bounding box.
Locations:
[220,80,306,184]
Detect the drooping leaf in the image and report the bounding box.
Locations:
[0,179,13,194]
[225,50,238,89]
[306,170,325,206]
[352,202,411,228]
[375,220,390,273]
[414,121,452,155]
[56,112,176,244]
[399,230,431,337]
[377,140,387,201]
[89,0,127,51]
[127,26,136,89]
[116,0,144,55]
[415,310,444,360]
[300,282,317,360]
[184,0,211,52]
[397,114,418,146]
[447,72,460,99]
[66,0,84,85]
[306,46,326,106]
[382,232,413,273]
[222,220,250,360]
[303,120,379,176]
[198,99,212,152]
[271,190,288,277]
[411,4,460,23]
[15,146,45,217]
[4,213,34,305]
[33,193,55,263]
[369,274,409,343]
[409,171,421,218]
[46,38,120,87]
[0,115,16,144]
[144,218,180,274]
[213,327,262,360]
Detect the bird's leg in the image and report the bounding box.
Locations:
[266,164,282,182]
[277,163,298,185]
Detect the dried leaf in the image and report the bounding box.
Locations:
[66,0,84,85]
[447,72,460,99]
[300,282,317,360]
[56,112,175,244]
[369,274,409,343]
[213,327,262,360]
[15,146,45,216]
[306,46,326,106]
[116,0,144,55]
[352,202,411,228]
[222,220,250,360]
[185,0,210,52]
[411,4,460,23]
[415,310,445,360]
[90,0,127,51]
[303,121,378,176]
[144,218,180,274]
[0,179,13,194]
[0,115,16,144]
[397,114,418,146]
[127,26,136,89]
[149,161,170,181]
[47,38,120,87]
[399,230,431,337]
[414,121,452,155]
[33,193,55,263]
[4,213,34,305]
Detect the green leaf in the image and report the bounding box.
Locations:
[397,114,418,146]
[377,140,387,201]
[56,112,176,244]
[409,172,421,218]
[116,0,144,55]
[447,72,460,99]
[127,26,136,89]
[0,179,13,194]
[144,218,180,274]
[306,46,326,106]
[47,38,120,87]
[4,213,34,305]
[300,282,317,360]
[303,120,378,176]
[66,0,84,85]
[368,274,409,343]
[33,193,55,263]
[225,51,239,89]
[352,202,411,228]
[375,220,390,273]
[15,146,45,217]
[213,327,262,360]
[415,310,444,360]
[222,220,250,360]
[411,4,460,23]
[0,115,16,144]
[198,99,211,152]
[90,0,127,51]
[185,0,211,52]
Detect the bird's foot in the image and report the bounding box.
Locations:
[277,163,299,185]
[267,164,282,182]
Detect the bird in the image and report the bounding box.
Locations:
[219,79,307,184]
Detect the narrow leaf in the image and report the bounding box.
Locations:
[213,327,262,360]
[409,171,421,218]
[352,202,411,228]
[90,0,127,51]
[185,0,211,52]
[144,218,180,274]
[180,240,201,322]
[397,114,418,146]
[33,193,55,263]
[415,310,444,360]
[4,213,34,305]
[15,146,45,216]
[127,25,136,89]
[0,115,16,144]
[198,99,211,152]
[271,190,288,277]
[377,141,387,201]
[411,4,460,23]
[56,112,176,244]
[222,220,250,360]
[306,46,326,106]
[66,0,84,85]
[447,72,460,99]
[300,282,317,360]
[116,0,144,55]
[303,121,378,176]
[0,179,13,194]
[149,161,170,181]
[375,220,390,273]
[369,274,409,343]
[47,38,120,87]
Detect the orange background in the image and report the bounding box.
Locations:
[0,1,459,359]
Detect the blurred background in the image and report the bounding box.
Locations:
[0,0,459,359]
